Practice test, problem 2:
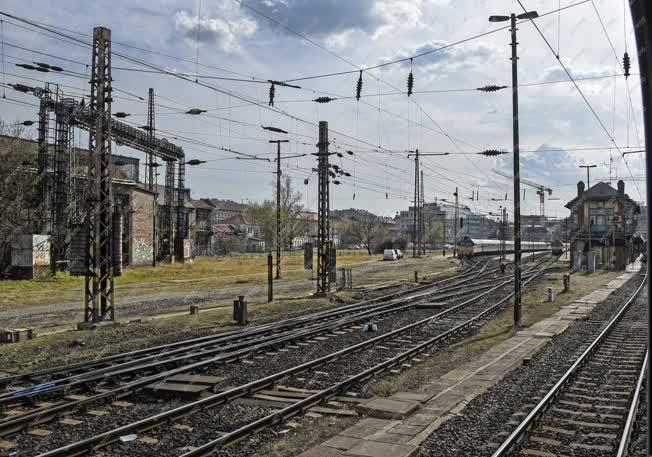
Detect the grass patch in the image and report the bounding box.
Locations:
[254,416,357,457]
[0,251,378,306]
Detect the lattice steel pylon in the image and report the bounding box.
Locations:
[146,88,155,191]
[52,91,71,274]
[85,26,114,323]
[175,157,186,261]
[316,121,330,295]
[36,93,51,234]
[162,159,175,261]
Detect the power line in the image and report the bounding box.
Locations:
[515,0,643,200]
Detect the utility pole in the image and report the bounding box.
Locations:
[501,207,507,261]
[316,121,330,295]
[580,164,597,271]
[85,26,114,323]
[147,88,155,191]
[407,150,447,257]
[454,187,459,256]
[489,9,538,326]
[147,88,156,267]
[509,13,523,326]
[420,169,425,255]
[412,149,419,258]
[270,139,291,279]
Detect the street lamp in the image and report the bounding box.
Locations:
[487,9,538,327]
[579,164,597,272]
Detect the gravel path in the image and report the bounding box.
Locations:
[420,268,646,457]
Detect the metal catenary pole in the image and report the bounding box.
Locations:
[270,139,290,279]
[85,26,114,322]
[412,149,419,257]
[147,88,157,267]
[510,13,523,326]
[579,164,596,270]
[316,121,330,294]
[454,187,459,255]
[420,169,425,255]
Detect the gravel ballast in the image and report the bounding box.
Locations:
[421,268,646,457]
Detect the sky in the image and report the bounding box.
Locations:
[0,0,646,221]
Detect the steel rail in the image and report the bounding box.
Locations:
[0,259,489,389]
[1,261,518,436]
[180,261,554,456]
[616,350,648,457]
[491,268,648,457]
[36,261,554,457]
[0,262,499,405]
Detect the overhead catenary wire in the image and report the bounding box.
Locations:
[515,0,642,200]
[0,7,643,211]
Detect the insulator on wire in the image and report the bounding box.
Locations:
[268,82,275,106]
[356,70,363,101]
[314,97,334,103]
[480,149,507,156]
[337,152,343,158]
[623,52,631,79]
[407,58,414,97]
[11,83,32,93]
[477,85,508,92]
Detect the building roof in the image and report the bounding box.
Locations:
[212,224,237,235]
[223,213,249,225]
[565,181,637,209]
[201,198,245,211]
[191,199,214,210]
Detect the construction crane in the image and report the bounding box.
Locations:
[492,168,552,217]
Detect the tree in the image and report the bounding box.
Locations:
[350,213,388,255]
[279,175,306,249]
[0,122,43,273]
[245,175,306,250]
[423,207,445,251]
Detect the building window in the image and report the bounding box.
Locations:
[590,207,613,232]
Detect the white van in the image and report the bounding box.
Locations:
[383,249,398,261]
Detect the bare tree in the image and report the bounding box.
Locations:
[245,176,305,249]
[0,122,43,273]
[350,213,388,255]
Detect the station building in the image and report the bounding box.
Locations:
[565,179,641,270]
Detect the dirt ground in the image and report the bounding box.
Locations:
[0,252,456,330]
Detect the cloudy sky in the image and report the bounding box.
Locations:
[0,0,645,220]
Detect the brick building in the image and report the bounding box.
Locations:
[565,180,640,270]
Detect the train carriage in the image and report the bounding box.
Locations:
[457,236,550,257]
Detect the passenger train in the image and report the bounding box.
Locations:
[457,235,553,257]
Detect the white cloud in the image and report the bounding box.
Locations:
[174,10,257,53]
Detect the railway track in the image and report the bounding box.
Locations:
[21,256,556,457]
[0,258,490,393]
[490,270,648,457]
[0,258,508,438]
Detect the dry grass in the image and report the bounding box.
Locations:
[253,416,357,457]
[0,250,377,306]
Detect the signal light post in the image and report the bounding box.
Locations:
[488,9,538,326]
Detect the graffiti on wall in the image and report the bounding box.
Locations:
[132,238,153,265]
